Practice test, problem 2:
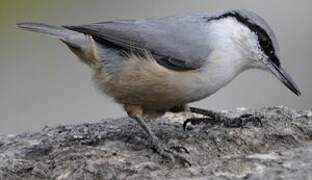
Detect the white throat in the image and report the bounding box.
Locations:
[185,18,256,101]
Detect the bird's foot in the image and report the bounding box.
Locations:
[127,105,191,167]
[183,107,263,130]
[150,140,191,167]
[183,117,220,130]
[223,113,263,128]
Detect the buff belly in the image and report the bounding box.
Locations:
[93,54,206,111]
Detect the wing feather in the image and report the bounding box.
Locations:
[65,16,212,70]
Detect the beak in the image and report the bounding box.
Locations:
[265,57,301,96]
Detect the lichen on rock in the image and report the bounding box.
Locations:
[0,106,312,180]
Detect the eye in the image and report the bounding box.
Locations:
[260,37,270,48]
[259,36,274,55]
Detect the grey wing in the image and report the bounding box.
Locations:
[65,16,212,71]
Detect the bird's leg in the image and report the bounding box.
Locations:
[125,105,191,167]
[183,106,263,130]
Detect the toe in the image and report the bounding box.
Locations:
[170,145,189,154]
[223,114,263,128]
[223,117,243,128]
[158,149,191,167]
[174,154,191,167]
[183,117,214,131]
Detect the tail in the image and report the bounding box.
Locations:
[17,22,100,67]
[16,22,88,47]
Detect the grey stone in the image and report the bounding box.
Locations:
[0,106,312,180]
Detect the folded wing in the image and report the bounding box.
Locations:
[65,16,212,71]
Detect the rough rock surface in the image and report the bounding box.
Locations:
[0,106,312,180]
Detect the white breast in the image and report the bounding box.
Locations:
[175,17,254,103]
[172,48,248,104]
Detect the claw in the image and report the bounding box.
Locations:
[170,145,190,154]
[223,117,243,128]
[174,154,192,167]
[240,114,253,118]
[224,114,263,128]
[160,148,191,167]
[150,138,191,167]
[255,117,263,127]
[183,117,215,131]
[184,107,263,129]
[183,118,192,131]
[241,115,263,127]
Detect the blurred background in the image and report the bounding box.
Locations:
[0,0,311,134]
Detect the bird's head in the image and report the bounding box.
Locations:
[210,9,301,96]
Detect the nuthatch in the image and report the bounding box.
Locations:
[17,9,301,166]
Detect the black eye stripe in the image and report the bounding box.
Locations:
[205,10,280,67]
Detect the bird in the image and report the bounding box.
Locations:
[17,9,301,166]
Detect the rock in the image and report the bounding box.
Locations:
[0,106,312,180]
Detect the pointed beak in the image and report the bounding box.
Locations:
[265,57,301,96]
